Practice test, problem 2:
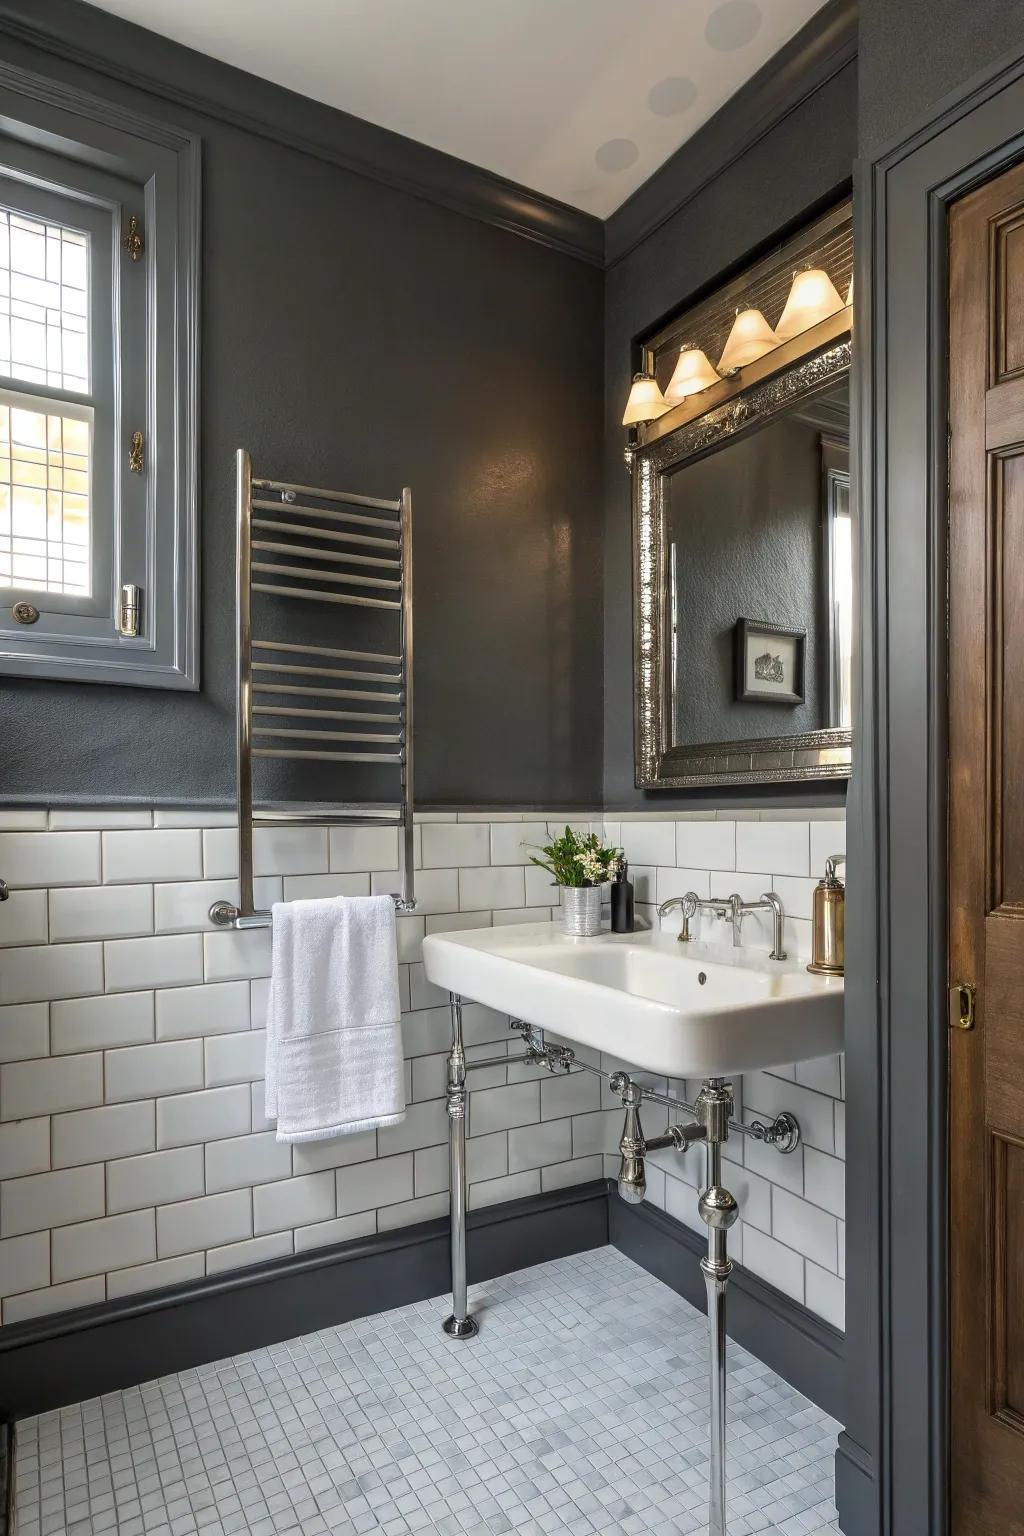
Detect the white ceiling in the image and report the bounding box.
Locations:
[87,0,831,219]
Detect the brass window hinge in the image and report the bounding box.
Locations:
[949,981,976,1030]
[123,214,144,262]
[129,430,144,474]
[118,583,141,638]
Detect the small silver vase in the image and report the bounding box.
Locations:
[561,884,603,937]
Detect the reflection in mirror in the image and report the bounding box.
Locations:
[664,378,851,752]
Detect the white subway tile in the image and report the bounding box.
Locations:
[52,1101,154,1168]
[0,810,47,830]
[207,1232,292,1275]
[736,820,810,877]
[742,1226,806,1303]
[205,1131,291,1194]
[377,1098,448,1157]
[253,826,328,877]
[469,1169,539,1209]
[251,1080,271,1132]
[619,822,676,867]
[253,1170,335,1234]
[377,1192,449,1231]
[335,1153,413,1216]
[156,1084,251,1148]
[293,1211,376,1253]
[460,1002,512,1048]
[0,1118,50,1178]
[105,1040,203,1102]
[0,890,48,947]
[107,1252,205,1298]
[102,829,202,884]
[810,818,846,875]
[107,1145,204,1214]
[541,1070,600,1120]
[421,823,489,869]
[0,831,100,888]
[459,866,524,911]
[49,883,153,943]
[744,1072,835,1153]
[772,1187,838,1271]
[50,991,154,1054]
[250,977,269,1030]
[489,822,547,866]
[202,827,239,878]
[424,910,491,935]
[0,942,103,1005]
[806,1260,845,1329]
[769,875,819,924]
[541,1157,603,1192]
[570,1108,620,1159]
[0,1002,49,1062]
[469,1081,539,1136]
[0,1231,49,1298]
[509,1118,571,1172]
[203,927,272,983]
[52,1210,155,1283]
[371,867,456,915]
[3,1276,105,1324]
[1,1164,104,1237]
[152,877,278,934]
[396,912,424,964]
[804,1147,845,1219]
[524,864,559,907]
[154,809,235,828]
[834,1100,846,1159]
[1,1052,103,1119]
[157,1190,252,1258]
[281,873,369,901]
[329,826,398,872]
[51,810,152,830]
[291,1129,377,1175]
[795,1053,843,1097]
[104,933,203,993]
[155,980,250,1041]
[655,867,712,907]
[675,820,737,870]
[491,907,552,926]
[204,1029,266,1088]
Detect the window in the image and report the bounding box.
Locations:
[0,67,199,688]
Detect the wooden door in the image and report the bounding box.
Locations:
[949,160,1024,1535]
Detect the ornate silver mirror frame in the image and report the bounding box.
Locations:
[632,337,853,789]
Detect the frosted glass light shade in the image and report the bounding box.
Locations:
[846,273,853,305]
[717,308,780,372]
[664,346,722,403]
[775,267,845,341]
[622,372,669,426]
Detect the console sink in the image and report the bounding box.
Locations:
[421,921,843,1078]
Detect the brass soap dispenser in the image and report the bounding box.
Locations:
[808,854,845,976]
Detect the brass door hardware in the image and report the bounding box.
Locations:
[128,431,144,474]
[118,584,141,638]
[123,214,144,262]
[949,981,976,1031]
[11,601,39,624]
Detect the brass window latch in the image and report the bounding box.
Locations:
[129,430,144,474]
[123,213,144,262]
[949,981,976,1031]
[118,584,141,638]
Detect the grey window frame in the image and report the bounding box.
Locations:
[0,61,199,689]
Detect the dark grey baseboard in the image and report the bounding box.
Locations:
[834,1432,876,1536]
[609,1191,846,1423]
[0,1181,609,1421]
[0,1180,846,1437]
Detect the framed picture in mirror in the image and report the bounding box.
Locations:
[735,619,806,704]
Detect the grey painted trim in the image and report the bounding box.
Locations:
[0,0,603,268]
[604,0,858,267]
[0,56,200,689]
[609,1189,845,1422]
[849,40,1024,1536]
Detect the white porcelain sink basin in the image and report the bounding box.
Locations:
[422,921,843,1079]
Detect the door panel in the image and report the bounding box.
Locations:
[949,160,1024,1536]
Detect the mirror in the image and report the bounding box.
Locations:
[632,343,853,789]
[666,377,851,749]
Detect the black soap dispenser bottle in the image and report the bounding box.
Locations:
[611,859,635,934]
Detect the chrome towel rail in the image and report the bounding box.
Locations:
[210,450,416,929]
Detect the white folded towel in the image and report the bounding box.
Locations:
[264,895,406,1143]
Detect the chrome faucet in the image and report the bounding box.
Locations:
[657,889,787,960]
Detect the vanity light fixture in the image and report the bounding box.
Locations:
[717,307,780,374]
[775,266,845,342]
[846,273,854,305]
[664,346,722,403]
[622,370,670,425]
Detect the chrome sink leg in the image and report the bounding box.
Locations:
[443,993,477,1339]
[697,1078,739,1536]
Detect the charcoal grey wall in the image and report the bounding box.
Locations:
[602,30,857,809]
[0,2,604,809]
[859,0,1024,158]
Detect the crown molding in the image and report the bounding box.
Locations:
[0,0,605,266]
[604,0,858,268]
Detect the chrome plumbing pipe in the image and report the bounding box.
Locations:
[696,1080,739,1536]
[443,993,477,1340]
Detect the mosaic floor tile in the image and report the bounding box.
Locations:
[13,1247,840,1535]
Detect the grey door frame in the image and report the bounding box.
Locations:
[840,45,1024,1536]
